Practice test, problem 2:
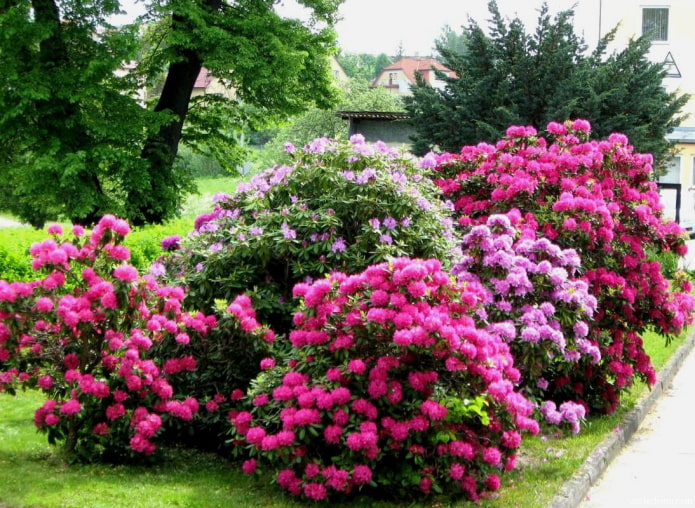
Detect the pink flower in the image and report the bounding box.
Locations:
[449,440,475,460]
[59,399,82,415]
[259,357,276,370]
[486,473,502,491]
[242,458,258,475]
[92,422,109,435]
[450,462,465,480]
[324,425,343,444]
[113,265,138,282]
[303,483,327,501]
[420,399,447,421]
[571,119,591,132]
[47,224,63,236]
[108,245,131,261]
[37,375,53,390]
[482,446,502,466]
[35,297,53,312]
[352,464,372,485]
[276,430,295,446]
[253,394,269,406]
[348,359,366,375]
[112,219,131,237]
[45,413,60,426]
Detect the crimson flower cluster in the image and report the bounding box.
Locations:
[230,258,538,502]
[430,120,695,413]
[0,216,216,461]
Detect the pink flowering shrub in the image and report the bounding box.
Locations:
[429,120,695,413]
[454,213,597,432]
[161,135,459,335]
[231,258,538,502]
[159,293,275,451]
[0,216,216,462]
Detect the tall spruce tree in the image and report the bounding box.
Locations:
[405,1,689,167]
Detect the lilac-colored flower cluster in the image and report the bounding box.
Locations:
[453,213,597,431]
[161,136,459,334]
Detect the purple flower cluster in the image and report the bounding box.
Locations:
[453,213,597,431]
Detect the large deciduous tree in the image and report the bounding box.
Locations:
[0,0,342,227]
[405,1,689,167]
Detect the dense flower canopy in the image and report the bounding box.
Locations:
[429,120,695,412]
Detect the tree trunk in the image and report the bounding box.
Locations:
[143,48,202,172]
[135,0,222,225]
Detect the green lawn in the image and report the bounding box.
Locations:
[0,329,688,508]
[0,175,245,229]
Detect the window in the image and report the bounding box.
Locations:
[388,72,397,85]
[642,7,669,42]
[659,156,681,184]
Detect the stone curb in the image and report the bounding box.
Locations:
[547,328,695,508]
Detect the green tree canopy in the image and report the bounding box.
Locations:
[336,52,392,82]
[404,1,689,167]
[433,24,468,55]
[0,0,343,227]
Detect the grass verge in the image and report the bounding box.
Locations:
[0,329,688,508]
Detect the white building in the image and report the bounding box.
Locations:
[586,1,695,231]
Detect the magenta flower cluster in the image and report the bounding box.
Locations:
[230,258,538,502]
[430,120,695,413]
[0,216,216,460]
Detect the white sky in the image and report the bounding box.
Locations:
[115,0,601,56]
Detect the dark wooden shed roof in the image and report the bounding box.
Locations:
[336,111,411,120]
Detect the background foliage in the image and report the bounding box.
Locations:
[405,1,689,169]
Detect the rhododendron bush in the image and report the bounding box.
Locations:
[231,258,539,502]
[0,216,216,461]
[154,136,460,450]
[429,120,695,413]
[161,135,459,335]
[454,213,597,432]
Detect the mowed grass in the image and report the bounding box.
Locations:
[0,329,689,508]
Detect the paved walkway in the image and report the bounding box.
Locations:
[575,336,695,508]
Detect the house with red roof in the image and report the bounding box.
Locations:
[372,57,454,96]
[191,68,236,99]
